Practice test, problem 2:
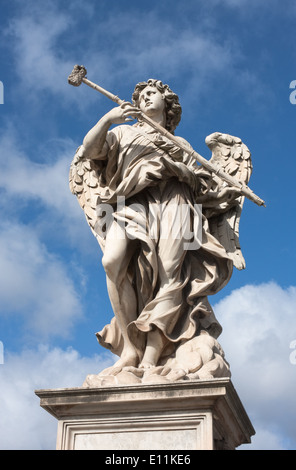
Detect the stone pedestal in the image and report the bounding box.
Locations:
[35,378,255,450]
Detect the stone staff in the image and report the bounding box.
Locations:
[68,65,266,207]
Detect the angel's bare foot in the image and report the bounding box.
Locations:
[139,360,155,369]
[139,343,160,369]
[100,350,138,376]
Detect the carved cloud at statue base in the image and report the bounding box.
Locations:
[83,330,230,387]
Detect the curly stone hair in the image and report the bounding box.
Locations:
[132,79,182,134]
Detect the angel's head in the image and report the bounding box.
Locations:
[132,79,182,134]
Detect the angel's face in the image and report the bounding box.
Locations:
[138,86,166,118]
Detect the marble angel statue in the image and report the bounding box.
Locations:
[69,78,253,386]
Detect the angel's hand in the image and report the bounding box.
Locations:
[104,102,142,125]
[217,187,242,203]
[196,186,241,208]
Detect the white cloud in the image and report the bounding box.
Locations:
[0,221,82,339]
[0,126,96,256]
[0,129,87,340]
[0,345,114,450]
[4,1,111,109]
[246,427,287,451]
[95,12,238,97]
[6,4,73,94]
[0,129,80,219]
[4,1,258,109]
[208,0,280,8]
[214,282,296,450]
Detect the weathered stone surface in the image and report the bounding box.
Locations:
[35,378,255,450]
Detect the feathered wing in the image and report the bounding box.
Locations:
[69,146,106,251]
[204,132,253,270]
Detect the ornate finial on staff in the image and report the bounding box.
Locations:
[68,65,123,105]
[68,65,87,87]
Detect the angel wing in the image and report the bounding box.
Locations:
[69,146,106,251]
[204,132,253,270]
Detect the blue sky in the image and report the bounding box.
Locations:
[0,0,296,450]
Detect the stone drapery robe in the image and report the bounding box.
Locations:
[71,123,233,362]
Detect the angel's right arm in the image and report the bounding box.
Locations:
[82,116,112,159]
[82,102,140,159]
